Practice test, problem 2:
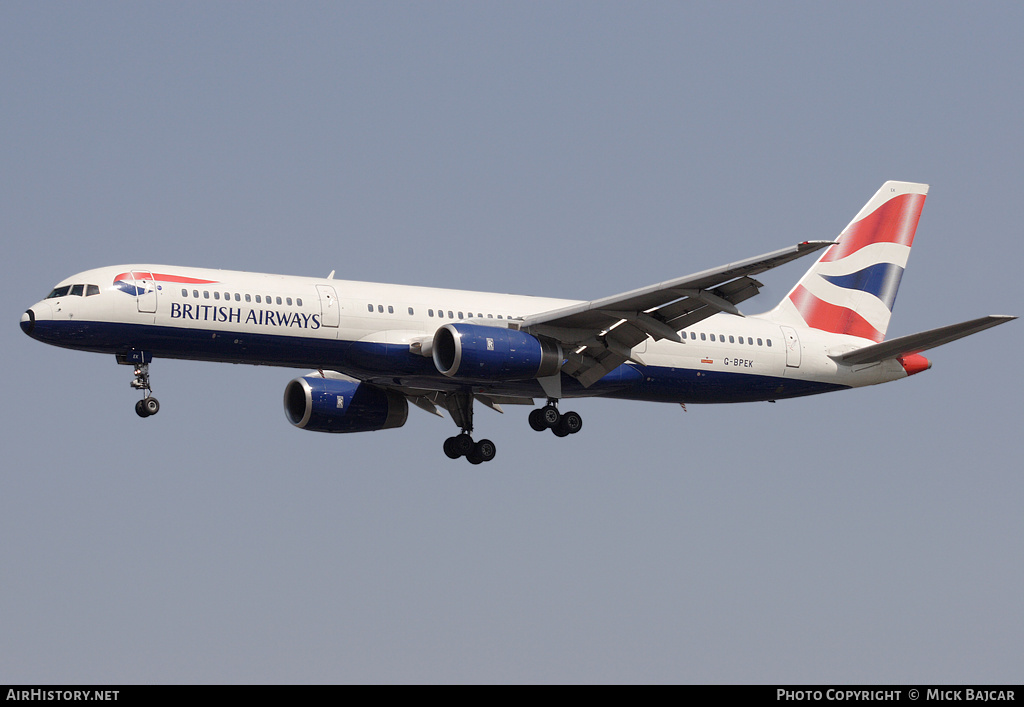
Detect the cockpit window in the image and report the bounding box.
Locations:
[86,285,100,296]
[69,284,84,296]
[46,286,71,299]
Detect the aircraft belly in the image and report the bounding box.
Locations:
[603,365,848,404]
[31,319,852,402]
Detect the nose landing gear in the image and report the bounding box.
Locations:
[130,362,160,418]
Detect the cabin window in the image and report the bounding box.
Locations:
[766,339,772,347]
[203,291,210,299]
[214,292,221,300]
[276,297,282,305]
[245,294,251,303]
[700,333,706,341]
[255,295,261,303]
[388,305,394,314]
[757,338,763,346]
[181,288,188,297]
[367,304,373,312]
[729,335,735,343]
[297,298,303,307]
[408,307,414,315]
[709,334,715,341]
[458,311,463,319]
[487,314,493,318]
[448,311,453,319]
[235,293,241,302]
[428,309,434,317]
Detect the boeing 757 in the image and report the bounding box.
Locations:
[20,181,1015,463]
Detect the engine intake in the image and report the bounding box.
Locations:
[284,375,408,433]
[432,323,562,380]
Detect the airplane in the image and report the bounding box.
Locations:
[20,181,1015,464]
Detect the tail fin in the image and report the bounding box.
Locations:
[768,181,928,342]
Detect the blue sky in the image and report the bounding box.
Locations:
[2,2,1021,683]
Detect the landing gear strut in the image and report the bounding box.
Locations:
[529,399,582,437]
[130,362,160,418]
[442,392,496,464]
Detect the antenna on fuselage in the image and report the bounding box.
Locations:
[327,270,335,279]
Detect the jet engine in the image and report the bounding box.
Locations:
[283,375,408,433]
[432,323,562,380]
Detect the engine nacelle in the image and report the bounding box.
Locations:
[283,375,408,433]
[432,323,562,380]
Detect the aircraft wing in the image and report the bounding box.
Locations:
[519,240,833,387]
[830,315,1017,366]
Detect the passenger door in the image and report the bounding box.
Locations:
[316,285,340,328]
[132,271,157,313]
[780,325,801,367]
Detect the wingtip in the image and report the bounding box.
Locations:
[797,240,836,250]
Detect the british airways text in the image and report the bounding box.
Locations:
[170,303,322,329]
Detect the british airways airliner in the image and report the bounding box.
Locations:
[20,182,1014,463]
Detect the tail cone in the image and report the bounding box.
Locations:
[898,353,931,376]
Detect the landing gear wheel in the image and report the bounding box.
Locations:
[454,433,475,457]
[474,439,497,463]
[439,393,496,464]
[541,405,560,428]
[559,411,582,435]
[466,439,496,465]
[143,397,160,416]
[443,437,461,460]
[135,399,150,418]
[529,409,547,432]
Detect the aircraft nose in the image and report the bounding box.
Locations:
[21,309,35,336]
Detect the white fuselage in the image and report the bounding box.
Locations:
[22,264,911,405]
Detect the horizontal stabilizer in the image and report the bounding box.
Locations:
[831,315,1016,365]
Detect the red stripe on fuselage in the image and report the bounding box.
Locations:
[114,272,219,285]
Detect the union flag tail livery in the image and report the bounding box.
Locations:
[770,181,928,342]
[19,180,1014,463]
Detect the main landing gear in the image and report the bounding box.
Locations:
[130,362,160,418]
[528,400,583,437]
[441,392,497,465]
[443,433,497,465]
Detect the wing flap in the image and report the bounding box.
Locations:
[521,241,832,387]
[520,241,831,332]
